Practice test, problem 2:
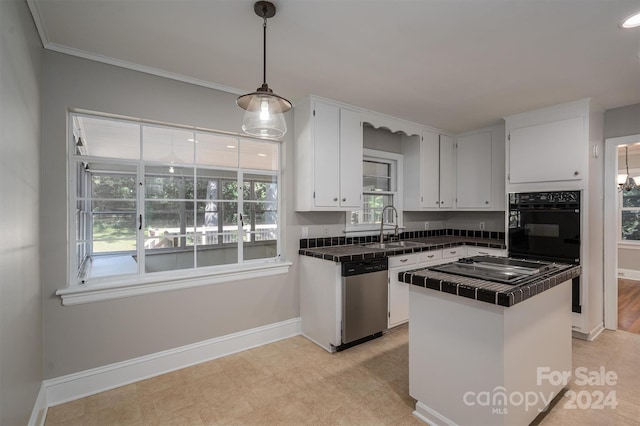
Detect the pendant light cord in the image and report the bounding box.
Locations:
[262,14,267,85]
[626,146,630,176]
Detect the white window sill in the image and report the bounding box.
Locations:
[618,242,640,250]
[56,261,292,306]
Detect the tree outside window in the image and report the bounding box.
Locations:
[621,186,640,242]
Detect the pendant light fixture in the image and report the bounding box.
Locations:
[237,1,292,139]
[619,146,639,192]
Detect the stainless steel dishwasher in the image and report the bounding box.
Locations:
[339,257,389,350]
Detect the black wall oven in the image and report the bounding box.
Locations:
[508,190,581,312]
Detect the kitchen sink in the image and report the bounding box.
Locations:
[363,241,425,249]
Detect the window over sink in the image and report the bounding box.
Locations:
[345,149,403,235]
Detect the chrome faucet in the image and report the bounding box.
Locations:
[380,205,399,243]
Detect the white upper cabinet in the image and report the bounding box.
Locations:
[508,116,584,184]
[403,130,455,210]
[439,135,455,208]
[419,131,440,208]
[339,108,364,208]
[456,131,492,208]
[295,96,363,211]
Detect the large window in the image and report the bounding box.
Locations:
[70,113,281,286]
[346,149,402,234]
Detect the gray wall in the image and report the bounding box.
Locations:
[605,103,640,272]
[0,0,43,424]
[363,125,402,153]
[42,51,299,379]
[604,104,640,139]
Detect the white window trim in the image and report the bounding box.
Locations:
[345,149,403,236]
[64,112,288,304]
[56,261,292,306]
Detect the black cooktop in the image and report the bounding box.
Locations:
[428,256,560,285]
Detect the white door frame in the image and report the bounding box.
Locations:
[604,134,640,329]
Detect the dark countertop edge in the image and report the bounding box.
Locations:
[402,265,582,308]
[298,239,506,262]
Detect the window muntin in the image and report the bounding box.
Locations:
[363,161,391,192]
[70,113,281,285]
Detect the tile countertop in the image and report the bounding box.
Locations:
[298,235,506,262]
[400,262,582,308]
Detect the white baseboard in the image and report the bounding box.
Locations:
[413,401,456,426]
[618,268,640,281]
[32,317,301,422]
[572,322,605,341]
[28,383,48,426]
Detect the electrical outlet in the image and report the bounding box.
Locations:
[323,226,329,236]
[479,222,485,230]
[301,226,309,238]
[424,221,430,230]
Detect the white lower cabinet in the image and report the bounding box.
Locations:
[388,248,454,328]
[466,246,507,257]
[442,246,466,259]
[388,253,419,328]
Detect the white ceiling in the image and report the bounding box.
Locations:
[29,0,640,133]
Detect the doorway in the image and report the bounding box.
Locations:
[604,135,640,333]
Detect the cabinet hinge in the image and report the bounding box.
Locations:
[388,312,390,318]
[313,191,315,199]
[313,110,316,117]
[508,133,511,141]
[507,174,510,181]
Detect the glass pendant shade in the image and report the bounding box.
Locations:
[621,175,638,192]
[237,84,292,139]
[619,146,639,192]
[237,2,291,139]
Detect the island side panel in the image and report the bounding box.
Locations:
[503,280,572,425]
[299,256,342,352]
[409,286,506,426]
[409,280,573,426]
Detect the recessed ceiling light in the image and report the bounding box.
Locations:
[187,138,198,143]
[257,153,267,157]
[621,11,640,28]
[226,145,236,149]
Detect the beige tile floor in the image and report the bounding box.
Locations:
[45,326,640,426]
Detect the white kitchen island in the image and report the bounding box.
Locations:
[405,266,577,426]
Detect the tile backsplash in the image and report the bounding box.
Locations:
[299,228,505,249]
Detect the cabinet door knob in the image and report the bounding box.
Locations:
[574,171,579,176]
[485,201,489,204]
[333,197,338,202]
[342,198,346,202]
[400,259,408,263]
